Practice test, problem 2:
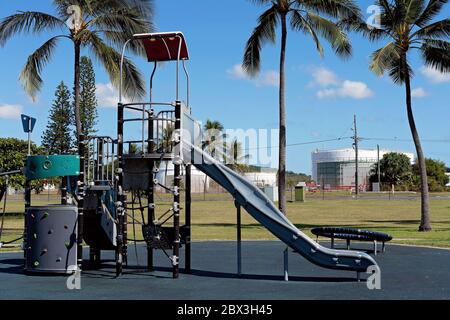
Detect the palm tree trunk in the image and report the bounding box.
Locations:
[403,56,431,231]
[74,41,82,143]
[278,13,287,214]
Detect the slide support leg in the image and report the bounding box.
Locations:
[236,201,242,276]
[185,164,192,274]
[284,247,289,281]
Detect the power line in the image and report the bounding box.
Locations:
[243,137,352,151]
[360,137,450,143]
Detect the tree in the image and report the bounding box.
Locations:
[42,81,74,154]
[0,0,154,143]
[160,124,175,153]
[201,120,225,198]
[77,56,98,137]
[369,152,412,191]
[0,138,45,194]
[348,0,450,231]
[243,0,359,214]
[202,119,226,159]
[413,158,448,191]
[225,139,250,172]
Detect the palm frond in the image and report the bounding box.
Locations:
[388,57,413,84]
[290,10,324,56]
[404,0,426,24]
[415,0,448,27]
[369,42,401,76]
[19,36,62,98]
[338,15,387,41]
[413,18,450,39]
[88,8,153,33]
[0,11,66,46]
[248,0,273,5]
[85,30,145,99]
[300,0,362,20]
[243,4,279,76]
[421,39,450,72]
[306,12,352,58]
[376,0,396,29]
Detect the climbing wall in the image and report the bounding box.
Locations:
[24,205,78,274]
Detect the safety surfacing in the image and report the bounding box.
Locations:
[0,241,449,300]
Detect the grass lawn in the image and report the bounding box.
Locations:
[1,193,450,249]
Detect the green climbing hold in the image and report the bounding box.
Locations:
[33,261,39,267]
[33,233,37,239]
[42,212,49,218]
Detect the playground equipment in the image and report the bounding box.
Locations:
[311,227,393,255]
[1,31,378,280]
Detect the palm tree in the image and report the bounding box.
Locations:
[202,119,226,159]
[347,0,450,231]
[225,139,250,172]
[201,119,225,198]
[243,0,360,214]
[0,0,154,142]
[160,124,175,153]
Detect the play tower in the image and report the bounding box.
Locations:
[81,32,195,278]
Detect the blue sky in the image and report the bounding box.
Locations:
[0,0,449,174]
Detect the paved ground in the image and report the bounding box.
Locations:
[0,241,449,299]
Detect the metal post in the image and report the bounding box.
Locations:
[235,201,242,276]
[284,247,289,281]
[116,104,125,276]
[377,144,381,190]
[185,164,192,274]
[353,115,359,198]
[27,132,31,156]
[172,100,182,279]
[147,99,155,272]
[61,177,67,205]
[77,134,86,273]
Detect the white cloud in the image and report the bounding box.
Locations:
[420,66,450,83]
[227,64,279,87]
[411,87,428,98]
[308,66,373,100]
[316,80,373,99]
[256,70,279,87]
[0,104,23,119]
[227,64,249,80]
[340,80,374,99]
[310,67,339,87]
[96,83,129,108]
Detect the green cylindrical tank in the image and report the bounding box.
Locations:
[25,155,80,180]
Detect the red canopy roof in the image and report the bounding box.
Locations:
[133,32,189,62]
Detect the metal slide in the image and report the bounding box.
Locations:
[183,143,377,272]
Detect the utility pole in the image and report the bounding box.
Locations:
[377,144,381,188]
[353,115,359,198]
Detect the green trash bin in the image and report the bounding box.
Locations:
[295,184,306,202]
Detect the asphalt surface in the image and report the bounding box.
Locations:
[0,241,449,300]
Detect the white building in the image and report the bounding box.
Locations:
[156,162,277,193]
[243,169,277,188]
[156,162,208,193]
[311,148,414,190]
